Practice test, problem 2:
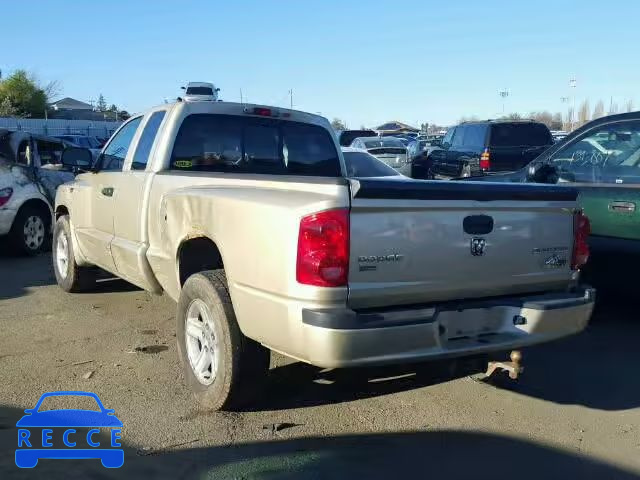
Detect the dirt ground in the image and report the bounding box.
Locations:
[1,252,639,479]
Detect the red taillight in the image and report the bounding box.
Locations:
[572,211,590,270]
[0,187,13,207]
[296,208,349,287]
[480,149,490,170]
[252,107,272,117]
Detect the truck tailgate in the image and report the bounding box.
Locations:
[348,179,579,309]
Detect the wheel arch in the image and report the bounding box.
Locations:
[176,235,225,287]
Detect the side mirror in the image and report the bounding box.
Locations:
[61,147,92,170]
[527,163,560,184]
[441,141,450,149]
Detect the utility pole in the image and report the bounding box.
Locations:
[569,77,577,131]
[498,89,509,115]
[289,89,293,109]
[239,88,243,105]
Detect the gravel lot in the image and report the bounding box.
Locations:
[1,252,639,479]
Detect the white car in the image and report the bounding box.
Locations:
[349,136,410,176]
[181,82,219,102]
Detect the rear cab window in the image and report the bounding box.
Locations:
[489,123,552,147]
[186,87,213,95]
[170,114,341,177]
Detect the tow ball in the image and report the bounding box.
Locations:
[484,350,523,380]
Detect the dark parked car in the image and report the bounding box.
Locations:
[425,120,554,179]
[336,129,377,147]
[407,139,441,179]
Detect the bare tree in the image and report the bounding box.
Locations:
[551,113,563,130]
[592,100,605,119]
[43,79,62,101]
[330,118,348,130]
[529,111,553,127]
[565,107,575,131]
[502,112,522,121]
[625,99,634,112]
[577,100,590,127]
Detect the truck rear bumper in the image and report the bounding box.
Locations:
[301,287,595,368]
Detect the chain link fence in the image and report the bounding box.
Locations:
[0,118,121,139]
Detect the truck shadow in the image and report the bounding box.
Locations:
[252,294,639,413]
[0,404,637,479]
[0,250,140,300]
[252,355,487,412]
[481,295,640,411]
[0,247,55,301]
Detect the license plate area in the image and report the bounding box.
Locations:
[439,308,507,341]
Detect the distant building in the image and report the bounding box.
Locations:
[375,121,419,135]
[48,97,109,121]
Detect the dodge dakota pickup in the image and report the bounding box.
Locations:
[54,100,595,410]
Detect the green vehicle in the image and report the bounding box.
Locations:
[464,112,640,286]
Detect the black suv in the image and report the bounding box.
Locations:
[423,120,553,179]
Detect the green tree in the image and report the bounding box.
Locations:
[0,70,48,118]
[0,97,18,117]
[96,93,107,112]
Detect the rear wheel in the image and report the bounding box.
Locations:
[53,215,96,292]
[9,205,49,255]
[177,270,270,411]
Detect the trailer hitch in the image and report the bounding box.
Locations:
[485,350,523,380]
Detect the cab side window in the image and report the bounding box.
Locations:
[548,121,640,184]
[131,111,166,171]
[451,125,465,149]
[36,139,65,165]
[441,127,455,147]
[99,117,143,171]
[463,125,486,152]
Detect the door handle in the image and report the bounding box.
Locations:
[101,187,114,197]
[608,201,635,213]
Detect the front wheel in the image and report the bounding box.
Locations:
[9,206,49,255]
[53,216,96,292]
[177,270,270,411]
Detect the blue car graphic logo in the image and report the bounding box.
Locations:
[15,391,123,468]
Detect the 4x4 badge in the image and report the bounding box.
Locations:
[470,238,486,256]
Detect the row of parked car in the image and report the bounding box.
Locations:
[338,112,640,289]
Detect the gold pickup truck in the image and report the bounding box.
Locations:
[54,100,595,410]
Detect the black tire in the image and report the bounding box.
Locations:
[52,216,96,292]
[9,205,50,255]
[176,270,270,411]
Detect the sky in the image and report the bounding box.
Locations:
[2,0,639,128]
